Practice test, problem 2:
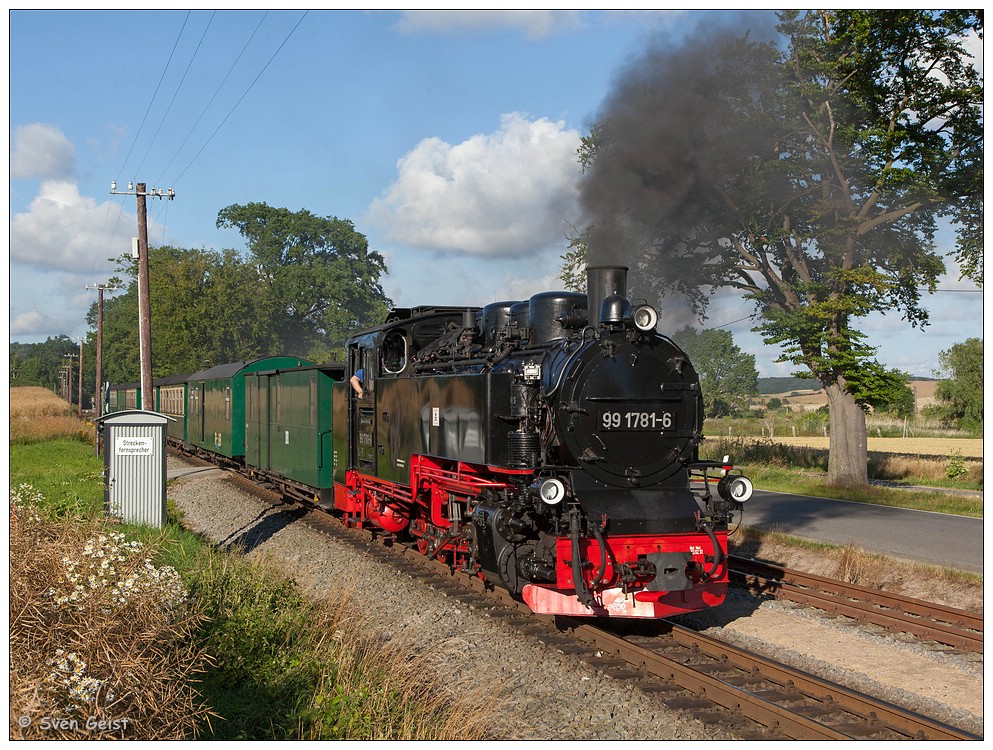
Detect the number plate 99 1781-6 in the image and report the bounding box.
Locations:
[600,410,676,431]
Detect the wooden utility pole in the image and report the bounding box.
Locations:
[85,283,121,418]
[64,353,77,408]
[78,337,84,416]
[85,283,120,454]
[109,181,175,410]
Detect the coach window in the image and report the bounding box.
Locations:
[225,386,231,421]
[309,375,317,426]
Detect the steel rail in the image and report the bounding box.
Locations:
[564,620,982,741]
[176,460,981,741]
[729,555,983,653]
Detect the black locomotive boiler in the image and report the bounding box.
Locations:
[330,265,751,618]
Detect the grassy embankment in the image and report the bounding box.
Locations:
[8,386,983,738]
[9,387,492,741]
[699,433,983,518]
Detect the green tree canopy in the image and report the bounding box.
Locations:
[95,246,286,384]
[216,203,392,359]
[567,10,983,486]
[93,205,391,384]
[10,336,79,391]
[932,338,983,429]
[670,327,759,418]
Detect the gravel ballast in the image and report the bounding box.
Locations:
[167,457,983,740]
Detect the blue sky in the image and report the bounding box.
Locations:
[8,9,984,378]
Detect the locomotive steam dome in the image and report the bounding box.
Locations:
[528,291,587,345]
[553,335,702,487]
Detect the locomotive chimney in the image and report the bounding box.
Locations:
[586,265,628,326]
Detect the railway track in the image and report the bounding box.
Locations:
[178,462,981,740]
[258,500,978,739]
[729,555,984,654]
[564,620,979,740]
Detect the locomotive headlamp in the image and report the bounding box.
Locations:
[537,477,566,505]
[633,304,659,332]
[717,474,753,503]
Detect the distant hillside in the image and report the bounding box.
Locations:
[758,375,939,396]
[752,379,939,412]
[757,377,814,395]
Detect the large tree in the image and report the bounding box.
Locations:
[94,246,287,385]
[568,10,983,486]
[932,338,984,429]
[216,203,392,359]
[671,327,758,418]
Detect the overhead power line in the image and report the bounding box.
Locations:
[172,10,309,186]
[116,10,191,183]
[134,11,217,178]
[155,11,269,187]
[95,11,191,272]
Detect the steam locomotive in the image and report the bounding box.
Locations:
[112,265,752,619]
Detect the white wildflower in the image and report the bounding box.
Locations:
[44,650,104,712]
[48,531,189,616]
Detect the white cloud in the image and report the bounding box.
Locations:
[394,10,584,40]
[9,180,137,273]
[9,307,68,339]
[368,113,582,259]
[960,29,983,76]
[10,122,76,179]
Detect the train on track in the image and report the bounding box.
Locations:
[108,265,752,619]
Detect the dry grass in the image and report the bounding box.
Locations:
[873,453,983,485]
[10,387,95,444]
[834,542,874,586]
[9,488,212,739]
[731,528,983,613]
[735,435,983,459]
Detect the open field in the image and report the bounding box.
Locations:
[9,387,94,444]
[735,436,984,459]
[756,380,940,412]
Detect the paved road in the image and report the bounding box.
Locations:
[738,490,984,574]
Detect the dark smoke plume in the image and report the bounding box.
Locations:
[579,12,779,323]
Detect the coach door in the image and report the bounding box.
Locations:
[245,374,269,470]
[349,342,377,474]
[188,382,206,447]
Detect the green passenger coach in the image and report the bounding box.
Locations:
[155,373,189,446]
[185,357,315,462]
[244,363,345,506]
